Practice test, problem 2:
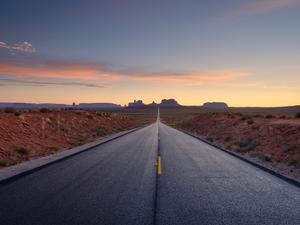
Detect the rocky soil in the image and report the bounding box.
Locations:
[0,109,137,167]
[176,112,300,180]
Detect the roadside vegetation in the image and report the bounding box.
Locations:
[0,108,156,168]
[160,107,300,180]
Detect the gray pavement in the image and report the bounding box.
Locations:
[0,117,299,225]
[0,123,158,225]
[156,123,300,225]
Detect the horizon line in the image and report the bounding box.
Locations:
[0,101,299,108]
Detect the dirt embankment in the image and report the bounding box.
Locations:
[176,113,300,179]
[0,109,137,167]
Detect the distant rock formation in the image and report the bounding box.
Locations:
[160,99,179,107]
[148,101,158,107]
[128,100,145,107]
[202,102,228,109]
[127,99,180,108]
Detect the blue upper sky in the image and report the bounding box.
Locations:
[0,0,300,106]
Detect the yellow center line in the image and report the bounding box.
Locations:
[157,155,162,176]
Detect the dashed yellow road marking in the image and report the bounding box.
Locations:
[157,156,162,176]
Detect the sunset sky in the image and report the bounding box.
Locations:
[0,0,300,106]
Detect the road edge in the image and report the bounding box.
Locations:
[0,125,149,185]
[163,123,300,188]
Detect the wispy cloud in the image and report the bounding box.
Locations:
[130,70,248,85]
[231,0,300,16]
[0,78,108,88]
[0,60,118,80]
[0,41,36,54]
[0,60,247,86]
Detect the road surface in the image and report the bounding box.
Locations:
[156,123,300,225]
[0,118,299,225]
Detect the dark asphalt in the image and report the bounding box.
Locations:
[0,119,300,225]
[156,123,300,225]
[0,123,158,225]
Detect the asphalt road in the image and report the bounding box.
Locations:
[0,119,300,225]
[156,123,300,225]
[0,123,158,225]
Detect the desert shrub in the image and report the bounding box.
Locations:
[251,124,260,130]
[264,154,272,162]
[87,114,94,120]
[4,107,15,113]
[227,114,235,119]
[227,143,239,151]
[75,111,82,115]
[240,115,251,121]
[289,154,300,168]
[247,119,254,125]
[104,113,111,118]
[28,108,39,113]
[250,151,272,162]
[0,159,17,167]
[40,108,49,113]
[14,111,21,116]
[0,160,8,167]
[49,146,60,152]
[265,114,275,119]
[240,116,247,121]
[237,138,255,153]
[91,126,107,136]
[279,115,287,119]
[254,114,262,118]
[235,113,243,117]
[59,124,66,131]
[295,112,300,119]
[284,144,298,153]
[67,139,76,145]
[15,146,30,155]
[224,136,232,142]
[110,113,119,117]
[78,137,86,144]
[112,124,123,131]
[239,138,252,148]
[206,137,214,142]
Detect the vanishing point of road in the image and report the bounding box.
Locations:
[0,110,299,225]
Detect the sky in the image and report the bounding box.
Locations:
[0,0,300,106]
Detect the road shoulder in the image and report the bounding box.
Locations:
[0,126,146,184]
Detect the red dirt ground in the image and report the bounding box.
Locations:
[0,110,136,167]
[176,113,300,179]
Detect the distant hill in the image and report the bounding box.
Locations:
[202,102,228,109]
[0,102,122,109]
[77,103,122,109]
[230,105,300,113]
[0,103,69,109]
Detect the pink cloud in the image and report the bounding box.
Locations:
[131,70,248,85]
[231,0,300,16]
[0,60,247,86]
[0,78,108,88]
[0,41,35,53]
[0,60,120,80]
